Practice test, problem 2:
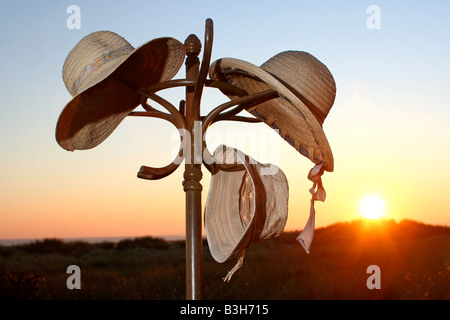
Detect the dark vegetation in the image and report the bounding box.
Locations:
[0,219,449,300]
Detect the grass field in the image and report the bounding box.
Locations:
[0,219,449,300]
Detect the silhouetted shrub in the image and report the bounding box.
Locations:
[116,236,169,251]
[0,269,44,300]
[0,245,15,258]
[15,238,93,256]
[95,241,116,250]
[17,238,66,254]
[268,231,298,245]
[169,240,186,248]
[65,241,94,256]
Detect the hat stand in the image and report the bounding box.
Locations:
[128,18,278,300]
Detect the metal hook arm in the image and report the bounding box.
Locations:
[201,89,279,172]
[192,19,213,115]
[135,90,188,180]
[128,110,178,127]
[138,90,187,130]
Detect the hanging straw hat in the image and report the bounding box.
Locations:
[56,31,185,151]
[210,51,336,255]
[209,51,336,172]
[205,145,289,281]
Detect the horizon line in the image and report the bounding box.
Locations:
[1,218,448,246]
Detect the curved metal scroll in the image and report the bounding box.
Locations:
[135,90,187,180]
[128,78,257,180]
[132,83,278,176]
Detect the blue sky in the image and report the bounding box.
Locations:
[0,1,449,239]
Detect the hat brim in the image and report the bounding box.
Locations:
[205,145,288,263]
[209,58,334,172]
[56,37,185,151]
[205,147,259,263]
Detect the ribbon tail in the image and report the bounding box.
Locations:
[297,162,326,254]
[223,250,245,282]
[297,198,316,254]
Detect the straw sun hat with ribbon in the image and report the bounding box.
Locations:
[56,31,185,151]
[205,145,289,281]
[209,51,336,254]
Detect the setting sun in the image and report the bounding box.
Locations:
[359,195,386,219]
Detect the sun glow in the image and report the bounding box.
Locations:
[359,195,386,219]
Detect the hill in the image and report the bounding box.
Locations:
[282,218,450,245]
[0,219,448,299]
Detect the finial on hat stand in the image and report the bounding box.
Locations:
[184,33,202,131]
[184,34,202,58]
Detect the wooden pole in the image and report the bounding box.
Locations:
[183,34,203,300]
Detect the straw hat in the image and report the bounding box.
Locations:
[209,51,336,172]
[205,145,288,281]
[56,31,185,151]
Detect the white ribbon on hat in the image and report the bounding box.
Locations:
[297,162,326,254]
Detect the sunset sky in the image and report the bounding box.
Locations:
[0,0,449,240]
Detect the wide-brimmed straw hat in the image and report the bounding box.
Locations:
[205,145,288,281]
[209,51,336,172]
[56,31,185,151]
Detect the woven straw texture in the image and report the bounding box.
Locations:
[205,145,288,263]
[56,31,185,151]
[209,51,335,172]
